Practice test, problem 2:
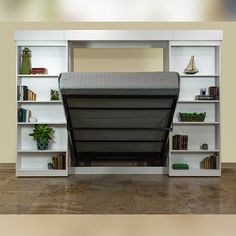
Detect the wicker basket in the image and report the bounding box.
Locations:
[179,112,206,122]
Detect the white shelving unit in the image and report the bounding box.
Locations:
[15,40,69,177]
[15,30,222,176]
[168,39,221,176]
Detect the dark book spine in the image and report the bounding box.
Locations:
[20,109,24,122]
[22,109,26,122]
[179,135,183,150]
[23,86,28,100]
[177,135,180,150]
[18,109,22,122]
[185,135,188,150]
[17,86,20,101]
[62,154,66,170]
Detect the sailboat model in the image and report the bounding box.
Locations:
[184,56,199,74]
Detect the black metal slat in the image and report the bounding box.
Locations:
[69,127,170,131]
[77,152,162,161]
[75,140,165,143]
[66,94,177,99]
[68,107,171,110]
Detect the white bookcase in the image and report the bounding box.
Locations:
[16,41,69,176]
[15,30,222,176]
[168,40,221,176]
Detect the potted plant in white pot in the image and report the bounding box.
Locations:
[29,124,54,150]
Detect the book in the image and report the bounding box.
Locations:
[51,153,66,170]
[200,154,218,169]
[23,86,28,100]
[21,86,37,101]
[17,86,21,100]
[18,108,32,122]
[172,134,188,150]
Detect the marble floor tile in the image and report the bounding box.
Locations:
[0,169,236,214]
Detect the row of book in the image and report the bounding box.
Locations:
[172,134,188,150]
[200,154,218,169]
[51,153,66,170]
[196,86,219,100]
[17,85,37,101]
[18,108,32,122]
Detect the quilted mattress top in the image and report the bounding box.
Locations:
[59,72,180,96]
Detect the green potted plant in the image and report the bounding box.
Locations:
[50,89,60,101]
[29,124,54,150]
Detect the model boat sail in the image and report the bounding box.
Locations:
[184,56,199,74]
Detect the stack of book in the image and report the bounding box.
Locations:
[18,108,31,122]
[17,85,37,101]
[195,86,219,100]
[172,134,188,150]
[31,67,47,74]
[195,95,217,100]
[200,154,218,169]
[51,153,66,170]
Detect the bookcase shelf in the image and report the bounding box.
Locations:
[171,150,220,153]
[179,74,220,77]
[169,42,221,177]
[17,149,67,153]
[178,100,219,104]
[18,74,59,78]
[16,169,68,177]
[17,101,63,104]
[16,42,68,177]
[173,122,220,125]
[169,169,221,177]
[15,30,222,177]
[17,122,66,125]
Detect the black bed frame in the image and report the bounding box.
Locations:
[62,94,178,167]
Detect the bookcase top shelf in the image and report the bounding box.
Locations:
[14,30,223,41]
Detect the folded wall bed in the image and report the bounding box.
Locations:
[59,72,180,167]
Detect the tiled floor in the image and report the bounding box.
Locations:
[0,168,236,214]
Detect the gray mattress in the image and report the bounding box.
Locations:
[59,72,180,96]
[59,72,179,164]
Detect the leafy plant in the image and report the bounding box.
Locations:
[29,124,54,144]
[50,89,60,101]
